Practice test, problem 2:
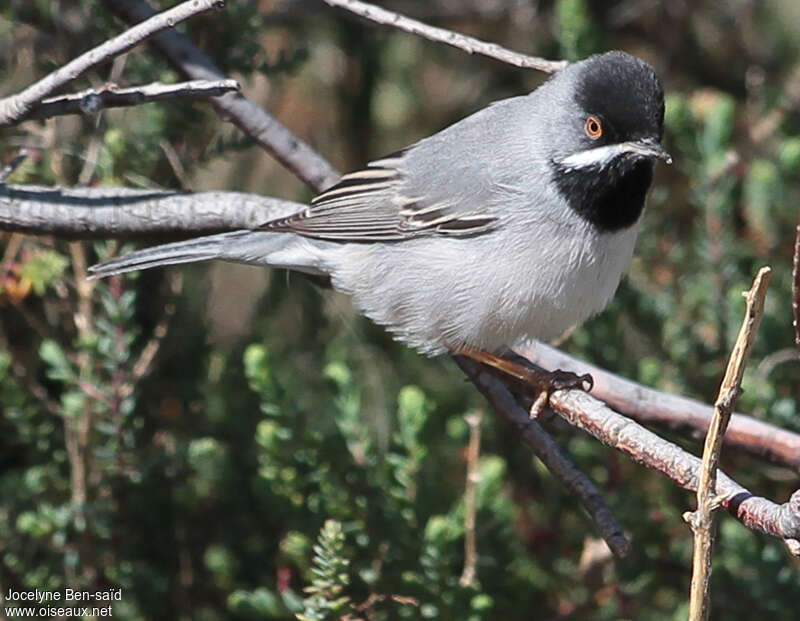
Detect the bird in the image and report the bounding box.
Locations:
[89,51,669,392]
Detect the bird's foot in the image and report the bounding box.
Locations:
[455,347,593,418]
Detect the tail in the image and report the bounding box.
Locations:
[88,230,329,279]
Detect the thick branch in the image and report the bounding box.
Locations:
[518,341,800,473]
[547,389,800,548]
[688,266,771,621]
[0,0,225,127]
[323,0,567,73]
[29,79,239,121]
[0,184,302,238]
[102,0,341,193]
[455,356,631,557]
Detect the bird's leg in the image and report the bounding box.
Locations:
[455,347,593,417]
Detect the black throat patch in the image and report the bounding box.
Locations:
[552,159,654,232]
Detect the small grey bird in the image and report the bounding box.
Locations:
[90,51,669,386]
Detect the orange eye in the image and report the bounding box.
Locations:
[585,116,603,140]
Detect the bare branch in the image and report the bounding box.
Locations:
[0,152,29,183]
[28,80,239,122]
[0,0,226,128]
[546,388,800,548]
[459,410,482,587]
[793,225,800,347]
[103,0,341,193]
[687,267,771,621]
[518,341,800,473]
[120,273,183,400]
[0,184,303,238]
[323,0,568,73]
[455,356,631,557]
[756,348,800,380]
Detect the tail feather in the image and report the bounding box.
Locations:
[88,231,272,279]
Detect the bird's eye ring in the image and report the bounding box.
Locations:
[585,116,603,140]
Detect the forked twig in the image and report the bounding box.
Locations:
[30,79,239,121]
[0,0,226,127]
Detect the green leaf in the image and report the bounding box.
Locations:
[19,250,68,295]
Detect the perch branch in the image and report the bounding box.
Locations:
[687,266,771,621]
[455,357,631,557]
[28,80,239,122]
[545,388,800,549]
[102,0,341,192]
[517,341,800,473]
[0,0,225,127]
[322,0,568,73]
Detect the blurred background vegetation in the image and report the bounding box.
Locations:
[1,1,800,619]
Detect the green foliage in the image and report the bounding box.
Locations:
[297,520,352,621]
[555,0,600,60]
[17,250,68,295]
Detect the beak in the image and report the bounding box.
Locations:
[623,138,672,165]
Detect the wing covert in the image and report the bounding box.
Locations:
[259,150,498,242]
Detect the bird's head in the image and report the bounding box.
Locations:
[546,51,670,231]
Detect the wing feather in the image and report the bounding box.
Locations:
[259,150,498,242]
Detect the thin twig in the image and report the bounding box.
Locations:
[793,225,800,347]
[686,266,771,621]
[322,0,567,73]
[455,356,631,557]
[0,152,29,183]
[0,232,23,283]
[78,133,105,187]
[66,239,98,581]
[120,272,183,399]
[77,60,119,186]
[0,0,226,127]
[459,411,482,587]
[159,139,189,188]
[0,326,61,416]
[29,79,239,121]
[756,347,800,380]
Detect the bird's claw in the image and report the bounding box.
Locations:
[546,370,594,392]
[527,370,593,419]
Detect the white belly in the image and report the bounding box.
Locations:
[323,217,641,356]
